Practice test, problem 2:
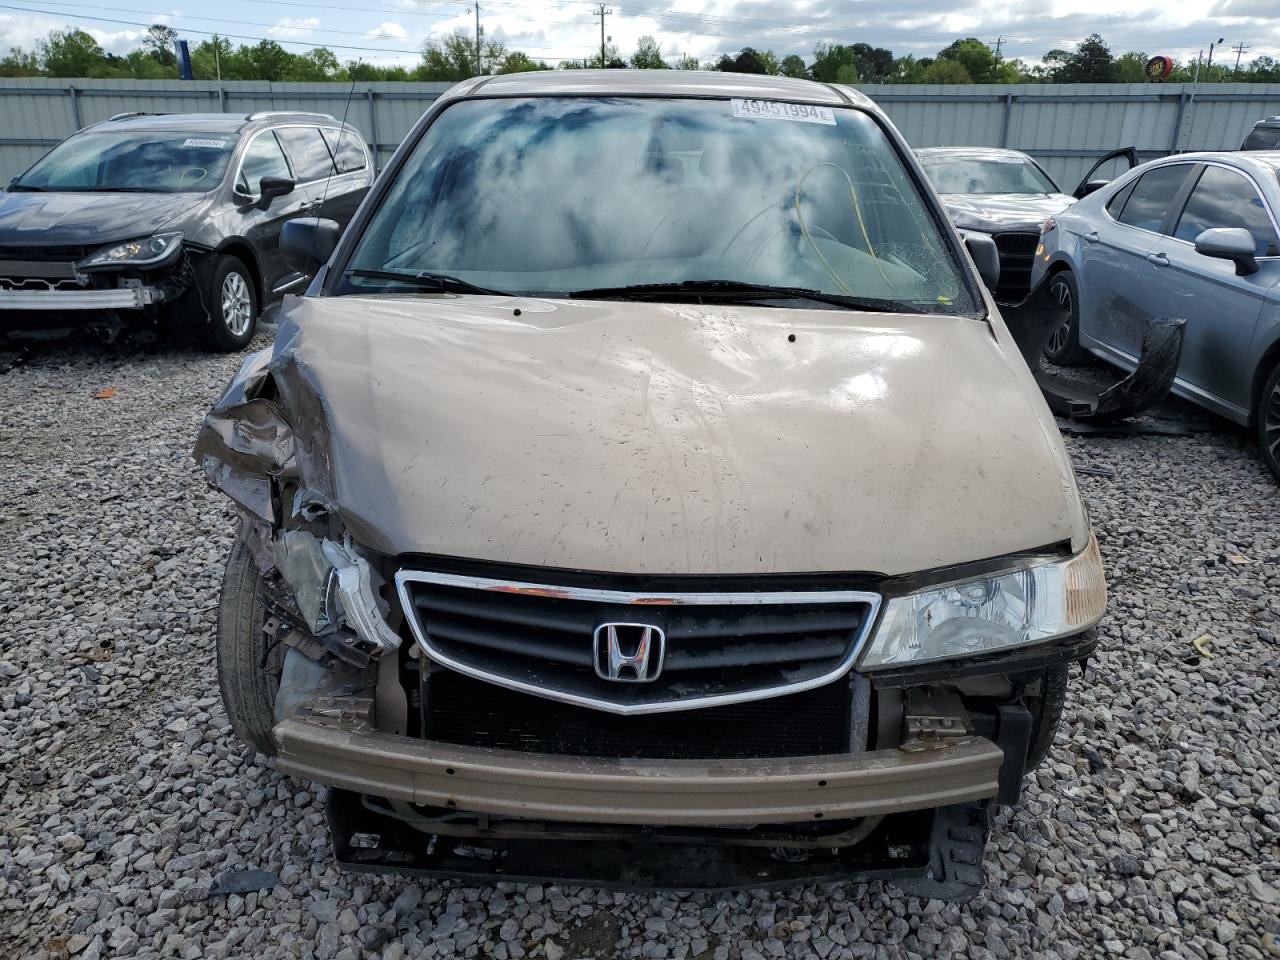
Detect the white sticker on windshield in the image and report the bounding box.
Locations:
[731,99,836,125]
[182,137,229,148]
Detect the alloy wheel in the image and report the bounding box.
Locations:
[221,271,253,337]
[1045,277,1073,356]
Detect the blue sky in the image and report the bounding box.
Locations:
[1,0,1277,69]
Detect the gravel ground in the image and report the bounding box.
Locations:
[1,335,1278,960]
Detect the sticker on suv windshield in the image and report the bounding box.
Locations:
[731,99,836,125]
[182,138,230,148]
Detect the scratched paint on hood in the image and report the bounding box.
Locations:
[202,292,1088,577]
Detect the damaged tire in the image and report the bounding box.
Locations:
[217,536,283,756]
[197,255,258,353]
[1041,270,1089,366]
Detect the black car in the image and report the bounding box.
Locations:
[1241,116,1280,151]
[0,111,371,350]
[916,146,1137,304]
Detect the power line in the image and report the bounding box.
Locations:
[1,0,593,56]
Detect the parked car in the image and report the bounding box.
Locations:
[195,70,1107,896]
[917,146,1136,304]
[0,111,371,350]
[1241,116,1280,151]
[1033,151,1280,480]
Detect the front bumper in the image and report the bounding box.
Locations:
[274,717,1004,826]
[0,286,159,310]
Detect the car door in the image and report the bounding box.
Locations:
[236,128,313,296]
[271,126,337,290]
[319,126,373,229]
[1138,162,1280,417]
[1077,162,1196,360]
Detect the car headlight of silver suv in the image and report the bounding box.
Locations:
[79,232,183,270]
[859,536,1106,670]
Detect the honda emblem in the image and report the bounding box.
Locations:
[593,622,665,683]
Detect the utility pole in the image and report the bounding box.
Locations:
[1206,36,1224,72]
[1232,41,1249,76]
[474,3,481,75]
[594,4,610,68]
[991,36,1005,57]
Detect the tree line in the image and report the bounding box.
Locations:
[3,26,1279,84]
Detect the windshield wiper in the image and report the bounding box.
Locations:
[345,268,511,297]
[567,279,923,313]
[7,184,43,192]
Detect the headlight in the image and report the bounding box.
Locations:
[79,232,183,269]
[859,536,1106,670]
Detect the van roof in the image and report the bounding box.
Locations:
[449,69,877,111]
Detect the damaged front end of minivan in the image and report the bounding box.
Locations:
[194,296,1108,898]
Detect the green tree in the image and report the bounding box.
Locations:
[40,30,108,77]
[1044,34,1115,83]
[673,53,701,70]
[921,58,972,83]
[497,51,548,73]
[715,48,771,75]
[286,47,340,81]
[811,43,894,84]
[1111,51,1148,82]
[0,47,41,77]
[144,24,178,67]
[934,37,1019,83]
[779,54,806,78]
[631,35,668,69]
[414,32,505,80]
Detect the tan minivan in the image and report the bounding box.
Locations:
[196,70,1106,898]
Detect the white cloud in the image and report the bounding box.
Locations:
[367,21,409,41]
[267,16,321,41]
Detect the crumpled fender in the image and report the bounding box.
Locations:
[193,316,399,658]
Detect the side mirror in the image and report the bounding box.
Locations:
[1194,227,1258,276]
[282,217,341,276]
[257,175,294,206]
[1075,179,1109,199]
[960,230,1001,292]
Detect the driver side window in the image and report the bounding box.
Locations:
[236,132,291,195]
[1172,165,1280,258]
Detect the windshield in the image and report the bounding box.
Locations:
[13,131,237,193]
[920,154,1058,196]
[339,97,976,314]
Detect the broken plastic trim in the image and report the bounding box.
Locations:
[1002,279,1187,422]
[323,539,402,655]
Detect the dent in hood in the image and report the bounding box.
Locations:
[0,190,207,246]
[195,295,1088,578]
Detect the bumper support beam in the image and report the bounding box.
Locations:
[274,717,1003,827]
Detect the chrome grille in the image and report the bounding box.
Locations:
[396,571,880,715]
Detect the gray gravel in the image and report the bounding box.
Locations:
[1,337,1278,960]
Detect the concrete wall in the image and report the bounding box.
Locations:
[2,77,1279,189]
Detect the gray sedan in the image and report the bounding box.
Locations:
[1033,151,1280,480]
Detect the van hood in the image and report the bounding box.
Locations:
[940,192,1076,233]
[209,295,1088,578]
[0,190,205,246]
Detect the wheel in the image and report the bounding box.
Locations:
[1042,270,1090,366]
[1258,359,1280,483]
[1025,665,1069,771]
[216,536,283,755]
[196,255,258,352]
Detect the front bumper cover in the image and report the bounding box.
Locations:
[274,717,1003,826]
[0,286,160,310]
